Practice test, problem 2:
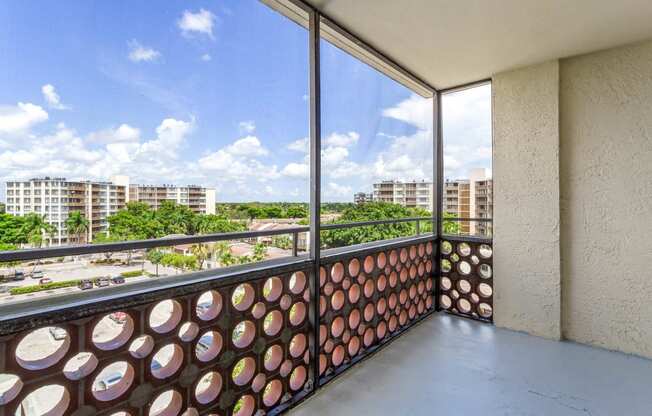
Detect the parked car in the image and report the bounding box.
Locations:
[39,278,52,285]
[109,312,128,325]
[78,279,93,290]
[12,271,25,281]
[49,327,67,341]
[31,270,44,279]
[95,277,110,288]
[111,276,125,285]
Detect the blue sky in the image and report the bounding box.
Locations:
[0,0,490,203]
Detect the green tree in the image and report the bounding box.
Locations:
[191,244,210,270]
[0,243,21,274]
[194,214,246,234]
[442,212,462,235]
[0,213,28,245]
[65,211,89,244]
[20,213,57,247]
[285,205,308,218]
[156,200,196,235]
[0,202,5,214]
[107,202,162,240]
[146,249,165,276]
[321,202,423,248]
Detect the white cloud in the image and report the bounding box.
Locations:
[178,9,216,38]
[128,40,161,62]
[0,102,48,134]
[225,136,268,157]
[88,124,141,144]
[41,84,69,110]
[140,118,194,158]
[201,53,212,62]
[281,162,309,178]
[324,131,359,147]
[325,182,352,198]
[287,137,308,153]
[382,94,433,131]
[238,120,255,134]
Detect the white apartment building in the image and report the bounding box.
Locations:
[5,176,216,246]
[4,177,125,245]
[444,168,493,236]
[112,176,216,215]
[372,180,433,211]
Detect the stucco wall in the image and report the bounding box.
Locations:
[492,61,562,340]
[560,41,652,358]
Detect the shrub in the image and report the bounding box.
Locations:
[10,279,80,295]
[120,270,144,278]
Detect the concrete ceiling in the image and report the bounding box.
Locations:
[305,0,652,89]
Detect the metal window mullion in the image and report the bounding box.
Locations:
[308,8,322,392]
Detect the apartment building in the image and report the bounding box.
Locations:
[354,192,373,204]
[112,176,216,215]
[372,180,433,211]
[5,176,216,246]
[4,177,126,245]
[444,168,493,236]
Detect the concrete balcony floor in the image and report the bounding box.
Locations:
[291,314,652,416]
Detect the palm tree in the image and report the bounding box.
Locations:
[65,211,90,245]
[21,213,57,248]
[191,243,210,270]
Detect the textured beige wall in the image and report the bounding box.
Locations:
[560,40,652,358]
[492,61,562,340]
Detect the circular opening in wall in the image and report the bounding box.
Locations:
[376,275,387,292]
[440,295,452,309]
[457,279,472,294]
[331,262,344,283]
[264,345,283,371]
[92,312,134,351]
[458,261,472,275]
[16,326,70,371]
[195,371,222,405]
[479,303,493,318]
[364,303,375,322]
[331,290,345,311]
[178,322,199,342]
[388,293,397,310]
[419,244,426,257]
[289,334,307,358]
[457,299,472,314]
[0,374,22,405]
[450,253,460,263]
[289,272,306,294]
[364,279,375,298]
[363,327,375,347]
[389,250,398,266]
[263,311,283,337]
[263,277,283,302]
[232,284,255,312]
[377,321,387,339]
[289,302,307,326]
[389,272,398,288]
[233,321,256,348]
[441,241,453,255]
[232,357,256,386]
[364,256,375,274]
[331,317,345,338]
[196,290,222,321]
[348,284,361,303]
[151,344,183,379]
[332,345,345,367]
[348,309,361,329]
[347,336,360,357]
[149,300,182,334]
[441,259,452,273]
[478,283,493,297]
[149,389,182,416]
[457,242,471,257]
[19,385,69,416]
[233,395,255,416]
[479,244,493,259]
[377,298,387,315]
[409,246,417,260]
[471,255,480,265]
[400,248,408,263]
[92,361,134,402]
[290,365,307,391]
[63,352,97,381]
[252,302,266,320]
[377,252,387,269]
[263,379,283,407]
[348,258,360,277]
[479,264,492,279]
[129,335,154,359]
[196,331,222,362]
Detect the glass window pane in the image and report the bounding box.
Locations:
[441,84,493,237]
